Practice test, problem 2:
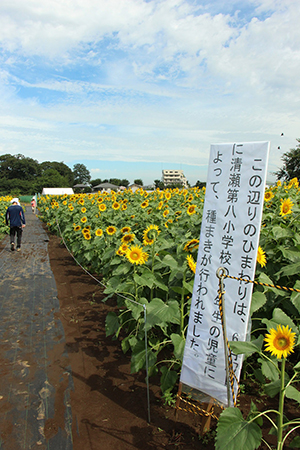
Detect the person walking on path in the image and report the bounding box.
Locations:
[31,196,36,214]
[5,197,26,251]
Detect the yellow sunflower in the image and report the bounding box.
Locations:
[121,226,131,234]
[112,202,120,210]
[81,216,87,223]
[264,190,274,202]
[157,201,163,210]
[257,246,267,267]
[287,177,299,189]
[141,200,149,209]
[121,204,127,211]
[143,224,161,246]
[69,206,74,211]
[81,207,87,213]
[264,325,296,359]
[74,225,81,231]
[121,233,135,244]
[126,245,148,265]
[186,255,196,274]
[164,219,173,228]
[99,203,106,212]
[276,180,282,187]
[83,232,91,240]
[106,226,117,235]
[95,228,103,237]
[184,239,199,252]
[163,209,169,218]
[165,192,172,200]
[280,198,294,216]
[187,204,197,215]
[120,243,128,253]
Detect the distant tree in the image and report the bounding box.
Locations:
[0,177,32,196]
[33,169,69,192]
[195,180,206,189]
[0,154,40,180]
[90,178,102,188]
[134,179,143,186]
[166,182,184,189]
[40,161,74,186]
[120,179,129,187]
[109,178,121,186]
[154,179,164,189]
[73,163,91,185]
[275,139,300,181]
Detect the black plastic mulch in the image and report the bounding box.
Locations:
[0,210,73,449]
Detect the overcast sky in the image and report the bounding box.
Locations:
[1,0,299,185]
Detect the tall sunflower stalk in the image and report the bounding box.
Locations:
[216,324,300,450]
[264,325,298,450]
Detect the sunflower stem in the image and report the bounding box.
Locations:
[277,358,286,450]
[180,270,186,338]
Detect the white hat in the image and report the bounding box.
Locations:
[11,198,20,205]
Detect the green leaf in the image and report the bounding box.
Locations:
[215,407,262,450]
[272,226,294,240]
[294,361,300,371]
[250,291,267,314]
[229,335,263,357]
[171,333,185,360]
[160,254,178,270]
[124,299,144,320]
[113,260,132,276]
[105,312,119,337]
[134,271,155,289]
[291,280,300,314]
[278,246,300,263]
[264,379,281,398]
[247,401,263,427]
[153,273,169,292]
[130,340,157,373]
[262,308,297,333]
[276,261,300,277]
[258,358,279,382]
[145,298,180,331]
[160,366,178,393]
[285,385,300,404]
[183,279,194,294]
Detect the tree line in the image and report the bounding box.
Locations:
[0,154,151,196]
[5,138,298,197]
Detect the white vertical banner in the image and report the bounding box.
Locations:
[180,141,270,407]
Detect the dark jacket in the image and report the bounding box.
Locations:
[5,205,26,228]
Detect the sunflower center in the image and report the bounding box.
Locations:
[275,337,289,349]
[131,251,139,260]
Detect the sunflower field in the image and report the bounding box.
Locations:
[14,180,300,400]
[0,196,12,236]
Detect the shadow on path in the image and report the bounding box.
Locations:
[0,210,73,450]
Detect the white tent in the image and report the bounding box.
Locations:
[41,188,74,195]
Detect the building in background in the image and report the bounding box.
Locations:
[162,170,188,188]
